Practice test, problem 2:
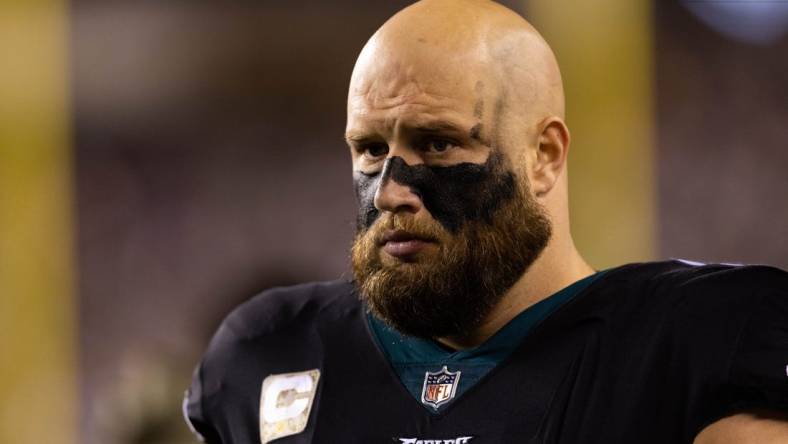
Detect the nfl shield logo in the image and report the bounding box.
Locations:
[420,366,461,409]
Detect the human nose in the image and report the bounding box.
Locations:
[373,159,423,215]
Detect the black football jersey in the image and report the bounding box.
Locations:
[184,260,788,444]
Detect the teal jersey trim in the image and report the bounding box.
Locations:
[367,270,606,412]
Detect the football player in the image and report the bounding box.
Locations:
[184,1,788,443]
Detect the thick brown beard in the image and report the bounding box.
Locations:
[351,177,552,339]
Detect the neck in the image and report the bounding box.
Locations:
[436,234,594,350]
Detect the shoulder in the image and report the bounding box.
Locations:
[185,280,360,439]
[199,279,359,375]
[601,259,787,301]
[217,279,359,340]
[572,260,788,338]
[195,279,360,392]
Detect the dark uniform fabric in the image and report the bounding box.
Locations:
[184,260,788,444]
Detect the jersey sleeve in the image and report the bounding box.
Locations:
[721,266,788,414]
[183,362,223,443]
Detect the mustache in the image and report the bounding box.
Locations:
[365,214,447,245]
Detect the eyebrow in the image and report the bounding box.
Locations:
[408,121,466,135]
[344,133,374,143]
[345,120,471,143]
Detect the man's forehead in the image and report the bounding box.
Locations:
[346,66,496,136]
[347,73,487,130]
[345,107,477,140]
[348,84,472,115]
[350,61,485,105]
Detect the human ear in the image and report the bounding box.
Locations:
[531,117,570,197]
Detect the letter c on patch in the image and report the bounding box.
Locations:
[259,369,321,444]
[262,373,313,423]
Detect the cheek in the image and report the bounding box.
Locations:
[415,155,516,232]
[427,172,516,232]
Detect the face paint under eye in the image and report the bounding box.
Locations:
[353,151,517,233]
[354,170,382,231]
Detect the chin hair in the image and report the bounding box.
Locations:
[351,181,551,339]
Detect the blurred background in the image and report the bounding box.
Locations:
[1,0,786,443]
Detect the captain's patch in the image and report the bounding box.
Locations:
[421,366,461,409]
[259,369,320,444]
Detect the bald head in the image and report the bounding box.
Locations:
[346,0,572,239]
[349,0,565,145]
